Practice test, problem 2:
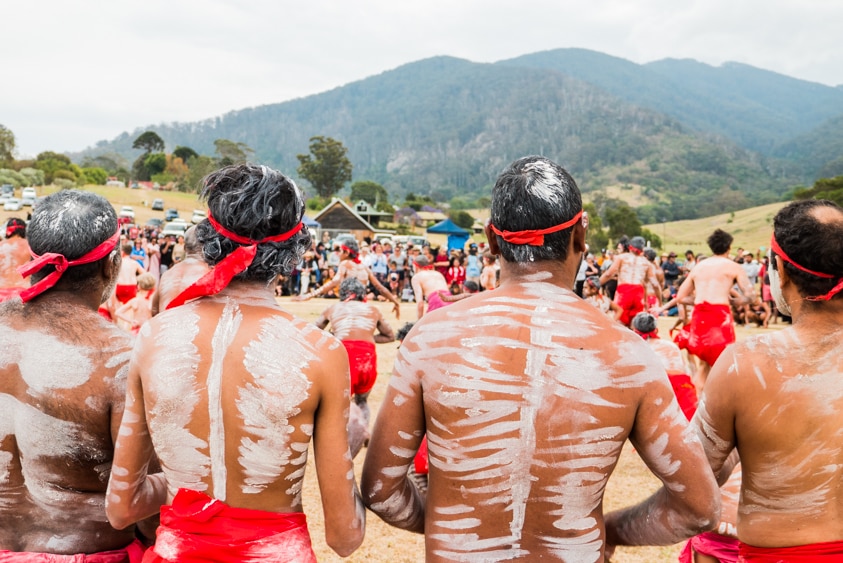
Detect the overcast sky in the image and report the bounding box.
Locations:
[3,0,842,158]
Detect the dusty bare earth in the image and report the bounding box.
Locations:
[281,296,782,562]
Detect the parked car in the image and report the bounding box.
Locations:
[119,206,135,220]
[0,194,11,205]
[21,194,36,207]
[21,187,36,199]
[0,184,13,196]
[151,198,165,211]
[4,198,23,211]
[165,208,180,221]
[146,217,165,230]
[161,220,191,238]
[191,209,207,224]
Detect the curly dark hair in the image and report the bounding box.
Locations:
[491,156,582,263]
[772,199,843,302]
[707,229,734,256]
[195,163,312,283]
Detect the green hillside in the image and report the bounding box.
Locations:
[75,54,807,222]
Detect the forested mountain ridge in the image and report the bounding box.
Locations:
[76,50,842,221]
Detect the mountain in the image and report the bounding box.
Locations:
[76,51,842,221]
[500,48,843,163]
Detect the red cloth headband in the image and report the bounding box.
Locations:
[489,210,583,246]
[5,224,24,238]
[341,244,360,264]
[166,211,304,309]
[17,227,121,303]
[771,234,843,301]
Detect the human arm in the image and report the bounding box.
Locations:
[114,300,139,329]
[599,256,621,286]
[604,356,720,546]
[412,275,425,319]
[106,336,167,530]
[374,310,395,344]
[660,273,695,313]
[361,344,426,533]
[314,305,333,331]
[732,265,756,306]
[312,341,366,555]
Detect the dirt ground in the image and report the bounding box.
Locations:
[280,296,782,562]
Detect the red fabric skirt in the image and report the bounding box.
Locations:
[144,489,314,563]
[342,340,378,395]
[667,372,698,421]
[680,532,739,563]
[414,436,429,475]
[0,539,145,562]
[614,284,645,326]
[426,289,450,313]
[738,539,843,562]
[687,302,735,367]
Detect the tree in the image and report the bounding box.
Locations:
[144,153,167,177]
[172,145,199,163]
[214,139,253,165]
[350,180,388,205]
[794,175,843,207]
[604,201,643,242]
[81,167,108,185]
[34,151,75,184]
[583,203,609,253]
[132,131,165,154]
[296,136,352,198]
[450,210,475,229]
[0,124,15,163]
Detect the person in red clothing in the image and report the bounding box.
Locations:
[661,229,754,391]
[693,200,843,560]
[0,218,30,302]
[599,236,660,327]
[106,163,364,562]
[315,277,395,456]
[1,190,148,558]
[445,254,466,289]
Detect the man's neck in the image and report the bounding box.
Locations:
[499,259,576,290]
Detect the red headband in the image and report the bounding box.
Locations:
[771,234,843,301]
[341,244,360,264]
[489,210,583,246]
[166,211,304,309]
[5,224,24,238]
[17,227,121,303]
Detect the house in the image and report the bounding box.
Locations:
[415,210,448,226]
[351,200,393,228]
[313,198,395,242]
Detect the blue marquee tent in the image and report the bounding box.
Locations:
[427,218,470,252]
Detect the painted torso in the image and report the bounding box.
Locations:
[0,299,134,552]
[0,237,30,288]
[321,301,379,342]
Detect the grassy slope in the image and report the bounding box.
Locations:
[644,200,788,257]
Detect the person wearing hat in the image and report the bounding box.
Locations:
[663,251,682,288]
[599,235,660,327]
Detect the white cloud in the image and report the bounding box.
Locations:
[2,0,841,157]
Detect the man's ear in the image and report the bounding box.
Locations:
[774,255,792,287]
[571,214,588,254]
[484,223,500,256]
[102,250,120,282]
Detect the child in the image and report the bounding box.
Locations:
[115,272,156,334]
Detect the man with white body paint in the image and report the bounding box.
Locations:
[0,218,30,302]
[661,228,755,392]
[0,191,146,559]
[599,235,660,327]
[410,254,470,319]
[362,156,719,562]
[315,277,395,457]
[106,164,364,561]
[692,199,843,560]
[150,225,210,315]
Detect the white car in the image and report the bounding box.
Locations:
[4,198,23,211]
[161,220,191,238]
[119,206,135,220]
[191,209,207,224]
[21,187,37,199]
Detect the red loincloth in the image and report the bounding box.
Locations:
[342,340,378,396]
[614,283,645,326]
[687,302,735,367]
[680,532,739,563]
[115,284,138,304]
[672,325,691,351]
[667,372,698,421]
[414,436,429,475]
[0,539,145,562]
[738,539,843,561]
[426,289,451,313]
[0,287,23,303]
[143,489,315,563]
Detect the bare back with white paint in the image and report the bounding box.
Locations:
[0,299,135,552]
[364,276,712,561]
